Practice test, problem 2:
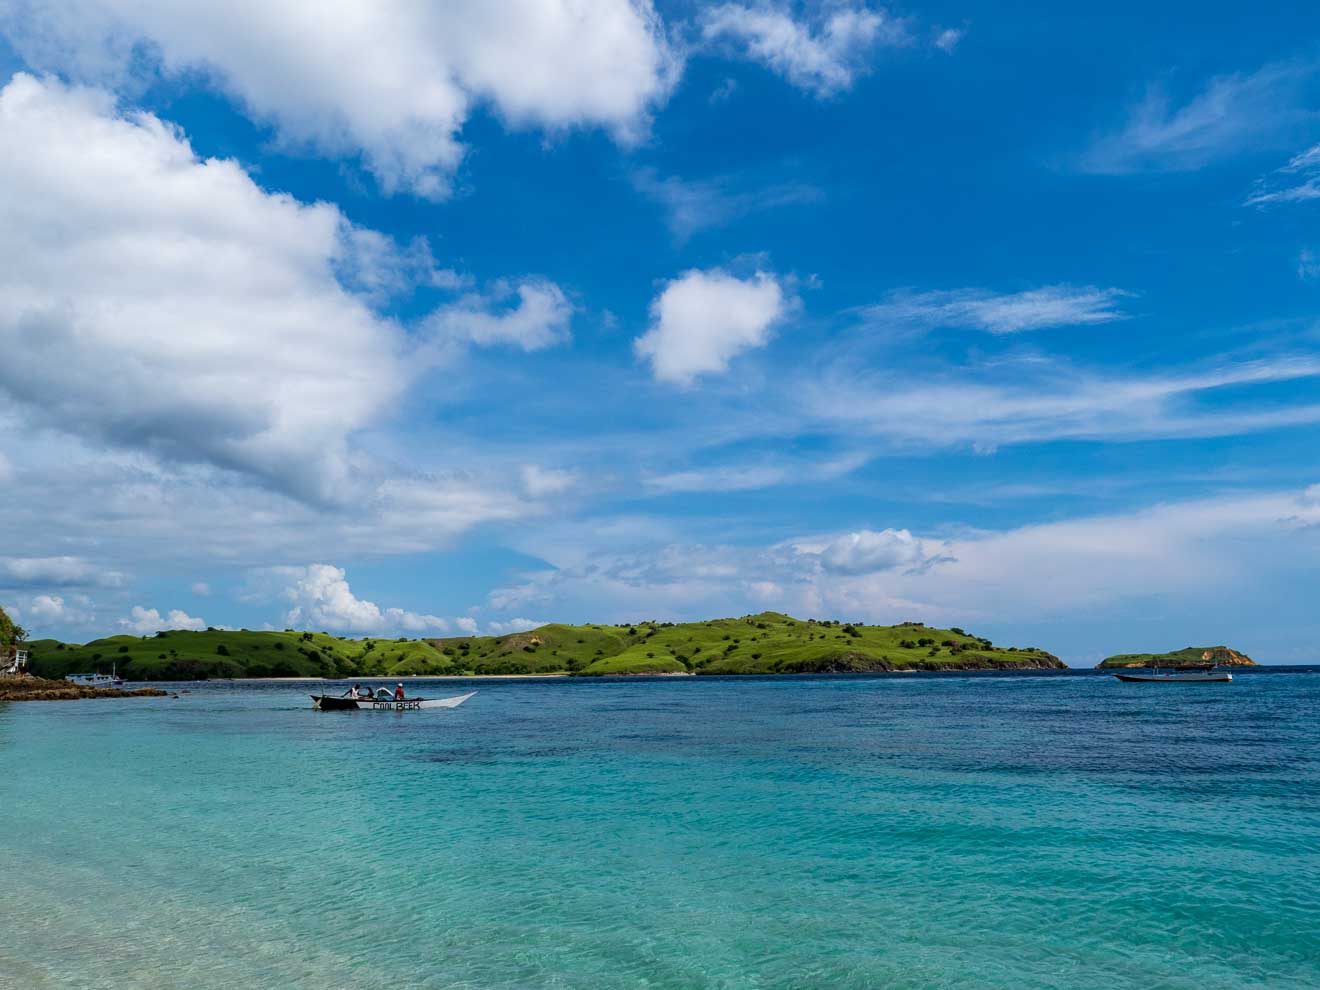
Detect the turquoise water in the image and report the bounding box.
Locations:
[2,671,1319,989]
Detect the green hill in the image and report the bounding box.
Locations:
[1096,646,1256,669]
[24,613,1063,680]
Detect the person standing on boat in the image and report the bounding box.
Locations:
[342,683,364,699]
[394,682,405,701]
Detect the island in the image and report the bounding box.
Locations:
[1095,646,1257,669]
[23,612,1064,680]
[3,604,168,700]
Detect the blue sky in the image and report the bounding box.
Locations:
[1,1,1319,664]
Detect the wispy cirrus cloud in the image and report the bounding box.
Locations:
[802,355,1320,450]
[631,167,822,242]
[1247,143,1320,206]
[1080,61,1319,174]
[861,285,1131,334]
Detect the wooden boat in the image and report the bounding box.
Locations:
[312,689,476,711]
[1114,665,1231,683]
[65,666,126,689]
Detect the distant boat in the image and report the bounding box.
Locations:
[65,666,125,689]
[312,689,476,711]
[1114,664,1232,684]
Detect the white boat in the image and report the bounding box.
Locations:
[1113,667,1232,683]
[312,689,476,711]
[65,668,126,689]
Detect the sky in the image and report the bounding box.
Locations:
[1,1,1319,665]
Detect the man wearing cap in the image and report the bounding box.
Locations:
[394,682,405,701]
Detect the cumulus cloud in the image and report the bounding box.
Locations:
[454,616,480,635]
[275,563,448,634]
[486,617,547,635]
[701,3,908,96]
[813,528,935,575]
[0,73,414,501]
[120,605,206,634]
[426,279,573,352]
[636,268,788,384]
[0,0,679,198]
[862,285,1131,334]
[28,594,74,621]
[1080,61,1318,174]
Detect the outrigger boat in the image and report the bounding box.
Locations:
[1113,663,1232,684]
[312,686,477,711]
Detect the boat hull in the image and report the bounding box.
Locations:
[312,691,476,711]
[1113,672,1232,683]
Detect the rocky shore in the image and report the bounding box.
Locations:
[0,676,168,701]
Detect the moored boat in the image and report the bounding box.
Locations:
[65,667,126,689]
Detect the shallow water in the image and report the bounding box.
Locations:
[3,670,1318,989]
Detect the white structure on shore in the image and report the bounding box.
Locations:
[1,646,28,679]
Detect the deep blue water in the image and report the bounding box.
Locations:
[2,669,1318,989]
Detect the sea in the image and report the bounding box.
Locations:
[2,668,1318,990]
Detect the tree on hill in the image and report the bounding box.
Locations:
[0,604,26,652]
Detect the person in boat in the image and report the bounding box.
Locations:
[342,683,364,699]
[394,682,406,701]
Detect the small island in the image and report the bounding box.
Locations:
[23,612,1064,680]
[1095,646,1256,669]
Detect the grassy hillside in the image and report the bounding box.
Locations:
[26,613,1063,680]
[1097,646,1256,669]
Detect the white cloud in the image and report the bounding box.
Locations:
[631,167,821,241]
[0,555,124,588]
[190,582,211,597]
[484,485,1320,660]
[701,3,907,97]
[29,594,70,620]
[426,279,573,352]
[644,452,867,493]
[636,268,787,384]
[0,73,414,502]
[120,605,206,634]
[933,28,963,54]
[1080,61,1318,174]
[813,528,934,575]
[1248,143,1320,206]
[486,617,546,635]
[804,355,1320,449]
[275,563,448,634]
[520,465,577,498]
[862,285,1131,334]
[454,616,479,635]
[0,0,679,199]
[1300,249,1320,282]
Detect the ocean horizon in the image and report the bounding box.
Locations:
[4,670,1319,989]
